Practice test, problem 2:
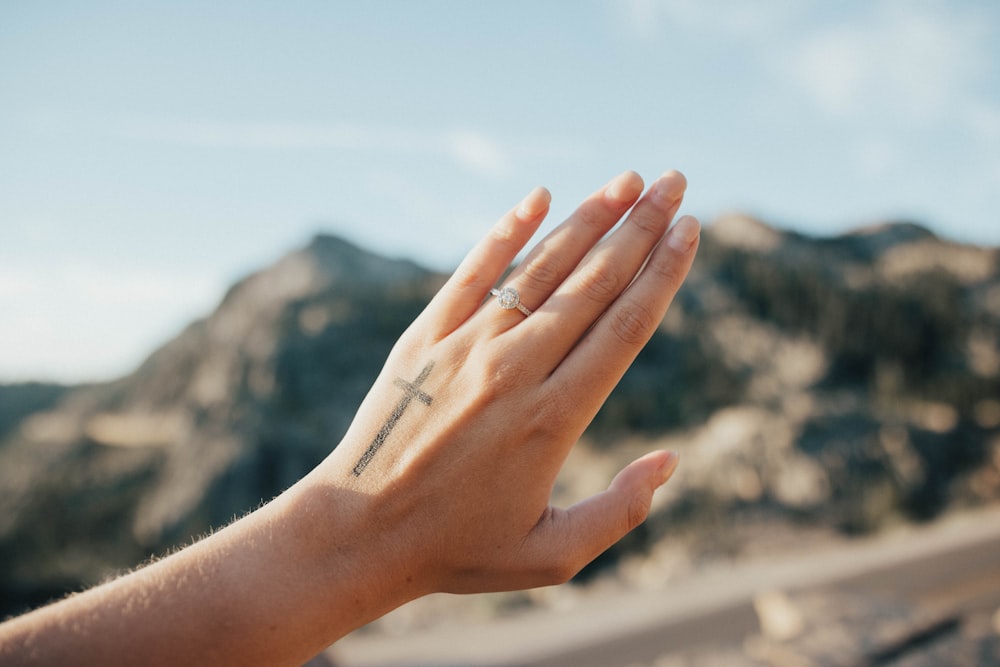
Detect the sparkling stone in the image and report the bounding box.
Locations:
[497,287,520,309]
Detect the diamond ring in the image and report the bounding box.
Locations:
[489,286,532,316]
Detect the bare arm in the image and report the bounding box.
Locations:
[0,170,700,666]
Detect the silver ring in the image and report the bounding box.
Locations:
[489,286,532,316]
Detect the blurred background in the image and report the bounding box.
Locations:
[1,2,999,665]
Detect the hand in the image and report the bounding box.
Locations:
[315,169,700,595]
[0,170,700,667]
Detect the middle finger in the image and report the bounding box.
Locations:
[482,170,645,332]
[521,170,687,367]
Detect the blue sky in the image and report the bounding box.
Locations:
[2,0,998,383]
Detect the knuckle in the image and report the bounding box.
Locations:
[449,263,485,292]
[628,209,666,237]
[531,388,572,431]
[647,250,688,285]
[625,490,653,532]
[540,557,582,586]
[575,199,616,232]
[489,221,521,249]
[609,302,657,346]
[576,263,622,304]
[473,340,530,394]
[478,355,520,393]
[520,254,564,292]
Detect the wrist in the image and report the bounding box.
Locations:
[278,466,430,636]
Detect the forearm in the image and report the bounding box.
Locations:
[0,469,418,666]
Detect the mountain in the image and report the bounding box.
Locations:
[1,221,998,617]
[0,235,444,614]
[582,215,1000,574]
[0,382,72,444]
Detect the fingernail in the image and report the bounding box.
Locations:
[658,451,680,486]
[651,170,687,206]
[665,215,700,252]
[605,170,644,204]
[517,186,551,220]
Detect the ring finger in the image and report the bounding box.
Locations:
[482,170,646,332]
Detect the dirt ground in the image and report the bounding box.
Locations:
[326,503,1000,667]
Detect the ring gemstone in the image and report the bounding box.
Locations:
[489,286,532,316]
[497,286,521,310]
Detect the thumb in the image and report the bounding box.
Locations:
[525,450,679,585]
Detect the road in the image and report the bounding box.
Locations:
[331,505,1000,667]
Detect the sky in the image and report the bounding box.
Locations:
[1,0,998,383]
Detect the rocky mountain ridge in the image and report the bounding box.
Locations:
[1,218,998,618]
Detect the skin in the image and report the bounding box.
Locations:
[0,170,700,666]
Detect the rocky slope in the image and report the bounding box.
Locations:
[0,235,443,614]
[579,217,999,577]
[1,220,998,618]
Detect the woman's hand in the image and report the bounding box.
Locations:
[0,170,700,667]
[316,169,700,596]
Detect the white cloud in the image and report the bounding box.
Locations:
[121,119,419,152]
[615,0,994,129]
[617,0,800,41]
[966,104,1000,143]
[445,129,513,179]
[619,0,661,40]
[790,31,867,116]
[786,1,989,123]
[0,261,222,382]
[856,138,896,178]
[120,119,527,180]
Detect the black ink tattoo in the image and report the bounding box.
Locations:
[352,361,435,476]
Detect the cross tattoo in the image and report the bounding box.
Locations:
[352,361,435,476]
